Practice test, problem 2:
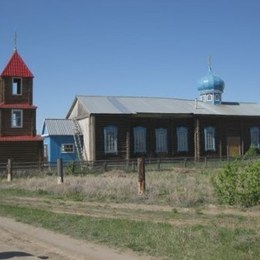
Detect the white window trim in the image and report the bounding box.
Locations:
[11,109,23,128]
[104,125,118,154]
[134,126,146,153]
[155,128,168,153]
[177,126,188,152]
[61,143,75,153]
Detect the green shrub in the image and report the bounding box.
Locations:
[243,146,260,159]
[212,161,260,207]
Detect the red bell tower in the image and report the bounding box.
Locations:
[0,48,43,162]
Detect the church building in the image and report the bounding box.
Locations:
[65,64,260,162]
[0,49,43,163]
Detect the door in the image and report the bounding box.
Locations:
[227,137,241,157]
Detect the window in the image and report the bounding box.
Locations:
[177,127,188,152]
[12,78,22,95]
[155,128,168,153]
[204,126,216,151]
[134,126,146,153]
[11,109,23,128]
[61,144,74,153]
[44,144,48,159]
[207,94,212,101]
[250,127,260,148]
[104,125,118,154]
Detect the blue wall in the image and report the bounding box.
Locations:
[44,135,79,162]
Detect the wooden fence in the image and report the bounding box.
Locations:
[1,156,260,179]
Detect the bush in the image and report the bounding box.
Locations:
[243,146,260,159]
[212,161,260,207]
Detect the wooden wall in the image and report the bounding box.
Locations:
[0,108,36,136]
[94,114,260,160]
[0,141,43,163]
[94,114,195,160]
[0,77,33,104]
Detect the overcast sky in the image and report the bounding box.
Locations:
[0,0,260,133]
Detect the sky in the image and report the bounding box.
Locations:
[0,0,260,133]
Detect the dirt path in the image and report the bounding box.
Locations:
[0,216,151,260]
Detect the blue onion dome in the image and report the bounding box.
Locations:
[197,67,225,92]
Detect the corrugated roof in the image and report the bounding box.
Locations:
[75,95,260,116]
[1,50,34,78]
[43,119,81,136]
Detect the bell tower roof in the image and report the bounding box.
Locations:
[1,50,34,78]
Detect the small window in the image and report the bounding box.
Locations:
[12,78,22,95]
[204,126,216,151]
[104,125,118,154]
[155,128,168,153]
[250,127,260,148]
[11,109,23,128]
[207,94,212,101]
[133,126,146,153]
[177,127,188,152]
[61,144,74,153]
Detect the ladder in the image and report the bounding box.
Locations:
[73,120,85,161]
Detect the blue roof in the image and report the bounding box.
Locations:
[197,69,225,92]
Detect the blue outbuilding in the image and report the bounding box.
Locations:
[41,119,84,163]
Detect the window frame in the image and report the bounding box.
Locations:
[250,127,260,148]
[61,143,75,153]
[155,128,168,153]
[11,109,23,128]
[133,126,146,153]
[204,126,216,151]
[12,77,22,95]
[104,125,118,154]
[177,126,189,152]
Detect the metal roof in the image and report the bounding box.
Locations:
[42,119,81,136]
[1,50,33,78]
[75,95,260,117]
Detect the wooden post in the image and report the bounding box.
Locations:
[103,161,108,172]
[183,158,187,168]
[7,159,13,182]
[137,157,145,195]
[57,158,64,184]
[204,157,208,168]
[157,159,160,171]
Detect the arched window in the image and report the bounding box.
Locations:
[204,126,216,151]
[155,128,168,153]
[104,125,118,154]
[133,126,146,153]
[250,127,260,148]
[177,127,188,152]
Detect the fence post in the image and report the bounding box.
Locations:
[103,161,108,172]
[157,159,160,171]
[7,159,13,182]
[204,157,208,168]
[183,158,187,168]
[57,158,64,184]
[137,157,145,195]
[131,161,135,172]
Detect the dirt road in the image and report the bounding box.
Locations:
[0,216,150,260]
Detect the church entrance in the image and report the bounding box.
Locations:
[227,136,241,157]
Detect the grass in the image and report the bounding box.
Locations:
[0,168,259,259]
[0,204,259,259]
[0,168,216,207]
